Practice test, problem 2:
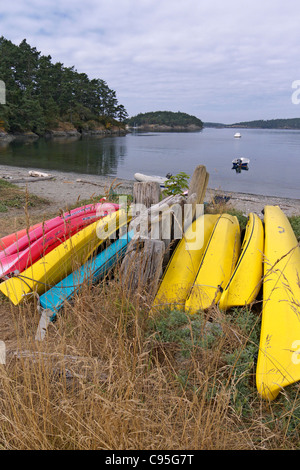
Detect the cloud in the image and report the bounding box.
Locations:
[1,0,300,122]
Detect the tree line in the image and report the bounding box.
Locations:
[0,37,128,135]
[230,118,300,129]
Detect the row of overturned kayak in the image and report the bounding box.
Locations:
[153,205,300,401]
[0,200,131,338]
[0,196,299,402]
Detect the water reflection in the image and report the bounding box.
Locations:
[0,135,127,176]
[1,128,300,199]
[232,166,249,174]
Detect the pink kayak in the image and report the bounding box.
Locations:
[0,203,119,278]
[0,200,119,257]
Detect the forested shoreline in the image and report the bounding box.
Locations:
[3,36,298,141]
[0,37,128,138]
[231,118,300,129]
[204,118,300,129]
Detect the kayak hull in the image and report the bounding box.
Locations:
[0,203,119,277]
[185,214,241,313]
[256,206,300,400]
[152,214,219,309]
[0,201,118,253]
[219,213,264,310]
[39,229,134,315]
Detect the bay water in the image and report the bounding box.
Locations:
[0,127,299,199]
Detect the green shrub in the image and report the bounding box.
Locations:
[163,172,190,196]
[289,215,300,241]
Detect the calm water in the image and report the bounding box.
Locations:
[0,128,299,199]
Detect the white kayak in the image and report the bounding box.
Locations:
[134,172,172,187]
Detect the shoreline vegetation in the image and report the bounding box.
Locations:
[204,117,300,130]
[0,122,127,143]
[0,37,128,141]
[2,116,300,143]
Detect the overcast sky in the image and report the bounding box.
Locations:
[1,0,300,123]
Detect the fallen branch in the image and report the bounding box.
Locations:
[7,176,54,183]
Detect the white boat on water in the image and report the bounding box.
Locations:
[234,132,241,138]
[134,172,172,187]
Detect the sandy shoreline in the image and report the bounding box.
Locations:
[0,164,299,218]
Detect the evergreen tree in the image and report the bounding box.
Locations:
[0,36,127,134]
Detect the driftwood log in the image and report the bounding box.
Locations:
[7,176,54,183]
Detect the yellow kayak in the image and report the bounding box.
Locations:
[152,214,219,310]
[185,214,241,313]
[0,210,128,305]
[256,206,300,400]
[219,213,264,310]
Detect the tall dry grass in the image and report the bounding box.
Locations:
[0,267,298,451]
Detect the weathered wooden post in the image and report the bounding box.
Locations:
[120,238,165,297]
[121,189,186,298]
[133,181,161,208]
[187,165,209,221]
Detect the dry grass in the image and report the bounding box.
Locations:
[0,180,52,238]
[0,273,299,451]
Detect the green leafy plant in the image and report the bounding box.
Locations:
[289,215,300,241]
[163,172,190,196]
[148,309,222,359]
[223,307,261,416]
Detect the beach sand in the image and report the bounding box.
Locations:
[0,164,299,223]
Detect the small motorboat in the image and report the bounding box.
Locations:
[234,132,241,138]
[232,157,250,171]
[134,172,172,188]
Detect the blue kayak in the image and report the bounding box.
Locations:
[36,230,134,338]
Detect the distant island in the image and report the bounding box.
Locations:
[204,118,300,130]
[127,111,203,132]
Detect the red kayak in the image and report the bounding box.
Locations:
[0,202,119,278]
[0,200,118,256]
[0,203,101,251]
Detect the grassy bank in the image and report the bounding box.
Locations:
[0,190,300,450]
[0,179,49,213]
